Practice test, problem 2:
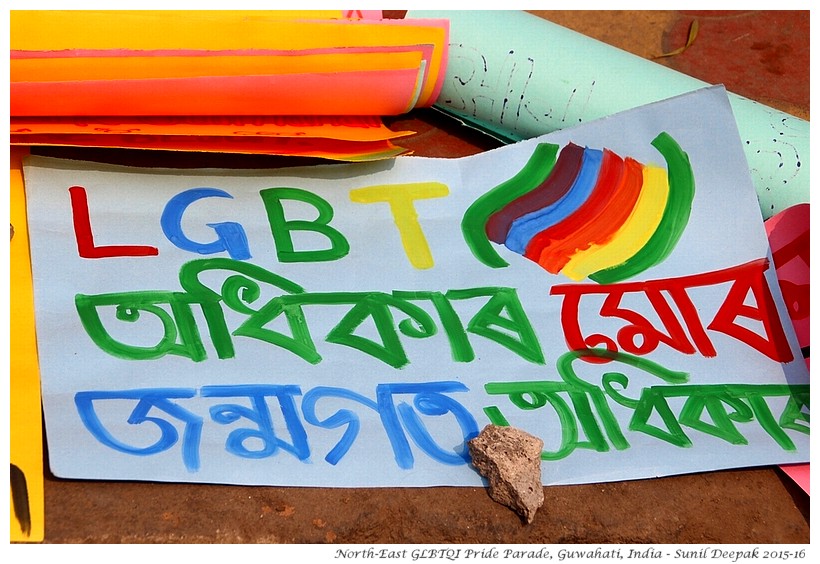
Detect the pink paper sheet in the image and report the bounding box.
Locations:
[765,203,810,494]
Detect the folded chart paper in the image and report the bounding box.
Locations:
[23,87,808,487]
[11,11,448,115]
[10,10,449,160]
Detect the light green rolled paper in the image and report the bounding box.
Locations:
[410,10,808,219]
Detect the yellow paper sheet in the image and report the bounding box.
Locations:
[10,146,45,543]
[9,11,441,51]
[10,11,448,107]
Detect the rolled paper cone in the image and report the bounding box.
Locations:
[410,10,808,219]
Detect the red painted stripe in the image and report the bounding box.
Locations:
[529,154,644,273]
[524,149,622,268]
[485,142,584,244]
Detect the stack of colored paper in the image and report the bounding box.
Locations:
[10,10,449,161]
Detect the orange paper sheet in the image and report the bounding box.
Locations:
[11,50,426,82]
[11,115,415,142]
[10,146,45,542]
[10,11,445,159]
[11,68,424,116]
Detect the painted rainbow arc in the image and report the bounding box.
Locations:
[461,132,695,284]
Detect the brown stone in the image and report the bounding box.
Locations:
[468,424,545,524]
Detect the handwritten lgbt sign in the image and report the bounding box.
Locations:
[22,87,808,486]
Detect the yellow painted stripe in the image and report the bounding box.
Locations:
[349,182,450,270]
[562,165,669,281]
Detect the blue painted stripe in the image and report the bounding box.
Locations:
[505,147,603,254]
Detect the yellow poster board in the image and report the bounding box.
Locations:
[10,146,45,542]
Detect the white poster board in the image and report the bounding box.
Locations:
[23,86,809,487]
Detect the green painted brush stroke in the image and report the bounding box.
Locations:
[590,132,694,284]
[461,142,559,268]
